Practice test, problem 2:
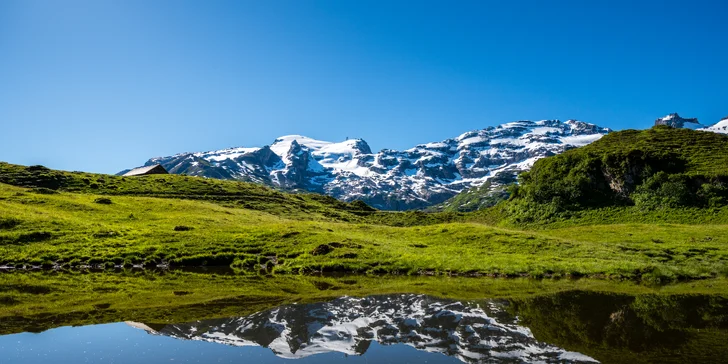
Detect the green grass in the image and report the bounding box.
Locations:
[562,127,728,175]
[0,162,380,222]
[0,161,466,226]
[1,271,726,335]
[1,160,728,281]
[1,180,728,281]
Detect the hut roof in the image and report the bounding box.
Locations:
[122,164,168,177]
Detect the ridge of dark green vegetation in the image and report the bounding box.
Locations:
[503,126,728,224]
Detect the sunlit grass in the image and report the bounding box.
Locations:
[1,181,727,281]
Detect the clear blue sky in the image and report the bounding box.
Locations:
[1,0,726,174]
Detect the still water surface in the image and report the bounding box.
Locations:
[2,292,727,363]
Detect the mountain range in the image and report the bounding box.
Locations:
[122,114,727,210]
[127,294,597,363]
[122,120,611,210]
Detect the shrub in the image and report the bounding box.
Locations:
[27,165,50,172]
[0,217,22,230]
[348,200,376,212]
[632,172,693,210]
[697,182,728,207]
[29,187,58,194]
[15,231,52,244]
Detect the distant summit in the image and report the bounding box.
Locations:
[652,113,728,135]
[700,116,728,134]
[654,113,704,129]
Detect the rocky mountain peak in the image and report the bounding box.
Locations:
[652,113,728,135]
[654,113,703,129]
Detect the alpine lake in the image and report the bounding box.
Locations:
[1,270,727,364]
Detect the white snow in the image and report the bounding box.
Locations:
[307,157,326,173]
[458,135,487,146]
[700,118,728,134]
[422,142,449,149]
[194,147,260,161]
[528,127,559,135]
[200,332,259,347]
[489,137,528,146]
[270,135,332,156]
[560,133,605,146]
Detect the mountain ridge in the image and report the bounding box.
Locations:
[124,119,611,210]
[653,113,728,134]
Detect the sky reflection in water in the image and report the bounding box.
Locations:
[2,323,459,364]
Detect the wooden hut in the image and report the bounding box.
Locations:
[122,164,169,177]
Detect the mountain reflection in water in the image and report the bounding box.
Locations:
[3,289,728,363]
[127,294,598,363]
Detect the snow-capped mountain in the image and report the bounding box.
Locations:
[124,120,611,210]
[700,116,728,134]
[654,113,728,135]
[654,113,705,129]
[127,294,597,363]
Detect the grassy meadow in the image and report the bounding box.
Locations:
[0,164,727,282]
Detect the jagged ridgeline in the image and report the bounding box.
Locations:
[123,120,611,210]
[507,126,728,221]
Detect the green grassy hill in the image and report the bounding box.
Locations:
[0,162,377,221]
[502,127,728,223]
[1,159,728,281]
[0,162,467,226]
